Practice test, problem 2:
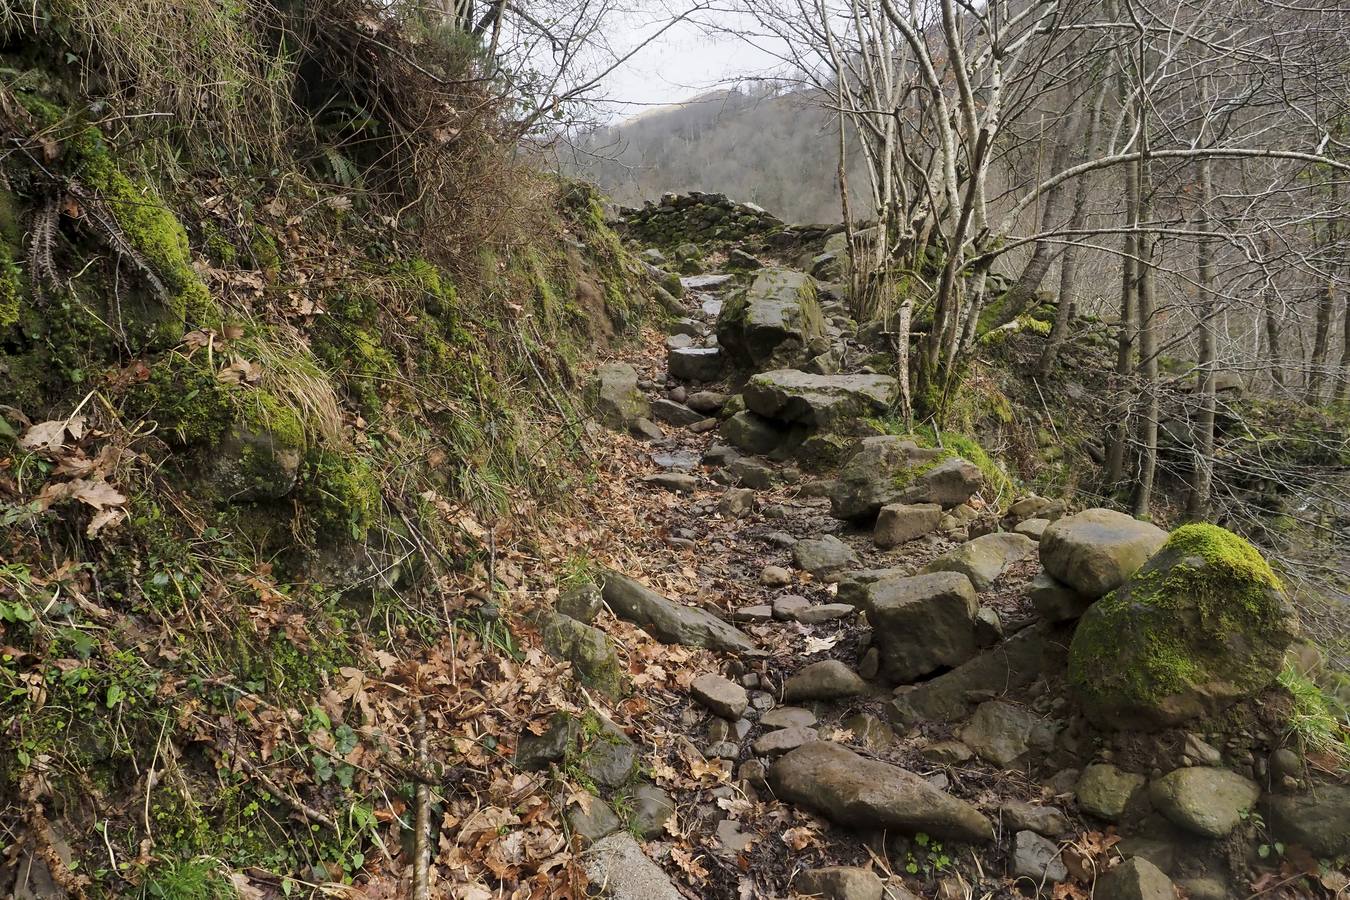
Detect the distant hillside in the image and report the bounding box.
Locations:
[563,85,867,223]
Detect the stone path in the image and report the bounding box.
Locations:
[562,246,1340,899]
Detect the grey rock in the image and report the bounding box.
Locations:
[783,660,869,701]
[642,472,697,494]
[651,449,700,470]
[1183,733,1223,767]
[795,867,885,900]
[729,456,776,488]
[974,607,1003,647]
[717,268,827,370]
[840,713,895,751]
[722,410,785,455]
[874,503,943,549]
[903,457,985,508]
[628,417,664,441]
[835,567,907,607]
[667,316,700,336]
[702,443,741,466]
[923,532,1037,592]
[629,783,675,839]
[1001,800,1070,837]
[794,603,857,624]
[743,369,898,430]
[772,594,811,620]
[1263,782,1350,856]
[651,398,705,426]
[733,604,773,622]
[715,818,753,855]
[588,362,650,430]
[889,624,1050,725]
[1149,767,1258,838]
[687,390,728,413]
[760,565,793,587]
[691,673,749,720]
[515,712,578,771]
[582,832,682,900]
[539,612,625,697]
[667,346,724,382]
[1039,508,1167,598]
[1094,858,1175,900]
[1176,876,1230,900]
[960,701,1055,767]
[761,707,817,728]
[557,580,603,623]
[1011,830,1067,883]
[752,726,820,756]
[829,437,946,521]
[922,741,974,765]
[768,742,994,843]
[718,487,755,517]
[566,797,621,847]
[1076,764,1146,822]
[867,572,979,683]
[212,418,302,502]
[665,333,694,351]
[706,740,740,759]
[1006,496,1065,523]
[1015,518,1050,540]
[600,570,755,652]
[1028,572,1093,623]
[792,535,860,576]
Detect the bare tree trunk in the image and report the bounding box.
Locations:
[1188,157,1217,521]
[1306,181,1339,404]
[984,132,1076,332]
[1334,290,1350,404]
[1038,81,1108,375]
[1104,112,1139,487]
[1132,143,1159,518]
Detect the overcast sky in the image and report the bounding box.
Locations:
[590,11,787,121]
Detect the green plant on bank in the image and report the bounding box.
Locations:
[140,855,238,900]
[902,832,952,876]
[1278,662,1350,768]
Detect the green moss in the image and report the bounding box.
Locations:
[1069,525,1292,721]
[61,124,219,342]
[125,353,236,446]
[303,449,380,542]
[239,389,306,453]
[0,242,22,332]
[200,222,238,267]
[248,226,281,278]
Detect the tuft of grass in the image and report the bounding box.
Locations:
[140,856,239,900]
[1277,661,1350,770]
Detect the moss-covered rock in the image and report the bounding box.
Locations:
[209,391,306,502]
[1068,524,1298,729]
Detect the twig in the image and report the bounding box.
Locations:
[214,747,339,832]
[413,710,431,900]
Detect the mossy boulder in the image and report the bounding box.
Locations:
[586,362,649,430]
[716,269,827,371]
[208,394,306,502]
[1068,525,1298,729]
[538,611,626,697]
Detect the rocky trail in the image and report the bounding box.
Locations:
[522,207,1350,900]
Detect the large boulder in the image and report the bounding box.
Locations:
[721,410,785,455]
[903,457,984,507]
[581,832,682,900]
[1069,525,1298,729]
[716,268,827,370]
[867,572,979,683]
[600,570,755,652]
[792,534,859,576]
[1149,767,1259,838]
[667,346,723,382]
[1095,858,1176,900]
[923,532,1038,592]
[768,742,994,843]
[538,611,626,697]
[586,362,650,429]
[960,700,1055,767]
[1040,508,1167,598]
[828,436,946,521]
[1263,782,1350,857]
[874,502,942,548]
[742,370,898,430]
